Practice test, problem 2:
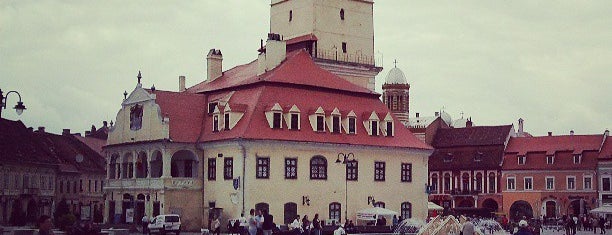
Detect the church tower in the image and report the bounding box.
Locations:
[382,63,410,126]
[270,0,382,91]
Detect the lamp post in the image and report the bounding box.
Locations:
[0,89,26,118]
[336,152,355,222]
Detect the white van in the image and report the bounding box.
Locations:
[148,214,181,235]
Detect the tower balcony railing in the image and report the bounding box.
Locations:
[106,177,201,190]
[314,49,381,67]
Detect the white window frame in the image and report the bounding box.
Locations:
[546,176,555,190]
[518,155,526,165]
[524,177,533,190]
[507,177,516,190]
[285,105,301,130]
[603,176,612,192]
[429,172,439,194]
[574,154,582,164]
[567,176,576,190]
[584,175,593,190]
[546,155,554,164]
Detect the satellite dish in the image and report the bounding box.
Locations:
[75,154,84,163]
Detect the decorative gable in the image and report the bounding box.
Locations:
[362,111,380,136]
[223,103,246,130]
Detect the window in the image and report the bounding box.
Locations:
[546,177,555,190]
[370,121,378,136]
[285,158,297,179]
[430,174,438,193]
[584,176,592,190]
[224,113,230,130]
[488,172,496,193]
[257,157,270,179]
[524,177,533,190]
[59,181,63,193]
[101,181,104,192]
[401,202,412,219]
[73,181,77,193]
[94,180,98,192]
[80,180,83,192]
[213,115,220,132]
[224,158,233,180]
[289,10,293,22]
[316,115,325,132]
[444,173,451,191]
[475,173,483,191]
[348,117,356,134]
[88,179,92,192]
[546,155,554,164]
[340,8,344,20]
[332,115,341,133]
[444,153,453,163]
[574,154,582,164]
[374,161,385,181]
[342,42,347,53]
[507,177,516,190]
[401,163,412,182]
[290,113,299,130]
[273,112,282,129]
[208,102,218,114]
[474,152,483,162]
[604,177,611,191]
[386,121,393,137]
[567,176,576,190]
[329,202,341,222]
[208,158,216,180]
[130,104,143,130]
[346,161,358,181]
[310,156,327,180]
[518,155,526,165]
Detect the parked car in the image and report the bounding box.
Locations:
[148,214,181,235]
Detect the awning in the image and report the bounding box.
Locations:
[591,206,612,214]
[428,202,444,211]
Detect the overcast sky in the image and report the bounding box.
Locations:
[1,1,610,137]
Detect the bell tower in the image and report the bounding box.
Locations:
[382,62,410,126]
[270,0,382,91]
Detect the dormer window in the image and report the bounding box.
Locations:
[342,42,347,53]
[328,108,342,134]
[363,111,380,136]
[371,121,378,136]
[332,115,341,133]
[518,155,526,165]
[213,115,219,132]
[573,154,582,164]
[546,155,554,164]
[285,105,301,130]
[382,113,394,137]
[224,113,230,130]
[344,110,357,135]
[265,103,284,129]
[273,112,282,129]
[130,104,143,131]
[316,115,325,132]
[208,101,218,114]
[348,117,356,134]
[443,153,453,163]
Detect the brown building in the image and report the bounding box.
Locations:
[428,124,514,216]
[502,133,603,221]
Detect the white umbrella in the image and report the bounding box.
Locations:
[591,205,612,214]
[428,202,444,211]
[356,207,398,225]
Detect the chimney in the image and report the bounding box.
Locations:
[91,125,96,133]
[103,121,108,127]
[85,131,91,136]
[62,129,71,135]
[570,130,574,135]
[206,49,223,81]
[179,76,186,91]
[257,33,286,75]
[466,117,473,128]
[518,118,524,134]
[416,113,420,118]
[435,112,440,117]
[605,129,609,136]
[37,126,45,133]
[548,131,552,136]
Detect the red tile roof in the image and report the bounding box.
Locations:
[147,89,207,143]
[186,50,378,96]
[74,135,106,155]
[432,125,513,148]
[599,136,612,160]
[176,50,431,150]
[505,135,603,155]
[0,119,59,165]
[286,34,318,45]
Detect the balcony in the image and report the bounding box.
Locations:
[450,189,482,196]
[106,178,201,190]
[314,49,381,67]
[21,187,40,195]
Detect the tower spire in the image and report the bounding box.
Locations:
[393,59,398,68]
[137,71,142,84]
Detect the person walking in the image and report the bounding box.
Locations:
[593,216,599,234]
[255,210,264,235]
[212,216,222,235]
[262,210,275,235]
[600,217,607,234]
[313,214,322,235]
[141,215,149,234]
[37,215,54,235]
[514,220,534,235]
[302,215,311,235]
[248,209,258,235]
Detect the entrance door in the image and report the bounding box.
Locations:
[108,201,116,223]
[545,201,556,218]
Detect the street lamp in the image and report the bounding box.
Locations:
[0,88,26,118]
[336,152,356,223]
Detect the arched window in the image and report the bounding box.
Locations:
[329,202,341,222]
[488,172,496,193]
[130,104,143,130]
[462,173,470,191]
[444,173,451,192]
[284,202,297,224]
[401,202,412,219]
[340,8,345,20]
[431,173,438,193]
[373,201,385,208]
[310,156,327,179]
[476,172,483,192]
